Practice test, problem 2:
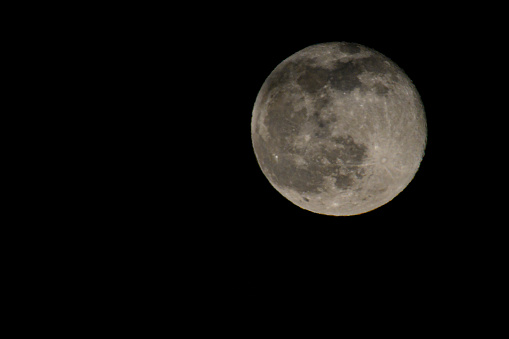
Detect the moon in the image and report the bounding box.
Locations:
[251,42,427,216]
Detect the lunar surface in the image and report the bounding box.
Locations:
[251,42,427,216]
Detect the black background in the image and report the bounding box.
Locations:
[5,4,504,325]
[161,10,505,306]
[150,6,502,261]
[196,13,471,229]
[116,5,505,321]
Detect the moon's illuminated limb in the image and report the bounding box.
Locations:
[251,42,427,216]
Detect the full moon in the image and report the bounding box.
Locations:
[251,42,427,216]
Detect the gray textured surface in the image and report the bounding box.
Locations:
[251,42,427,216]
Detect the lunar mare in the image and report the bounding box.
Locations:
[251,42,427,216]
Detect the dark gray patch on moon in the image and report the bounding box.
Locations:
[362,55,392,74]
[373,82,390,95]
[314,96,331,111]
[328,60,364,92]
[310,111,339,139]
[257,131,369,195]
[340,43,361,54]
[331,135,368,164]
[264,61,298,95]
[268,153,325,194]
[296,65,329,94]
[264,91,307,149]
[295,55,396,96]
[334,174,354,189]
[269,47,398,98]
